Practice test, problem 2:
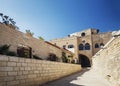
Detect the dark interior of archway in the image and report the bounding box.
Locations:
[79,54,91,67]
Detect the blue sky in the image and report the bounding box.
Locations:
[0,0,120,40]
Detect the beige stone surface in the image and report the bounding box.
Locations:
[50,29,112,64]
[93,36,120,86]
[0,55,82,86]
[0,23,74,61]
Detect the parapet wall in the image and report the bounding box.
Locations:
[0,55,81,86]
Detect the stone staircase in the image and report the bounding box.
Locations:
[92,30,120,86]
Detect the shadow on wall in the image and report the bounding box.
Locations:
[41,68,90,86]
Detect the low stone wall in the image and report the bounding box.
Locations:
[0,55,81,86]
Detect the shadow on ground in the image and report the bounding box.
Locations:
[41,68,90,86]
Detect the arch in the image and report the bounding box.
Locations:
[79,44,84,50]
[79,54,91,67]
[95,43,99,48]
[68,44,74,48]
[81,32,85,37]
[85,43,90,50]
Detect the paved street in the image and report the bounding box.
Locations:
[41,68,111,86]
[41,68,89,86]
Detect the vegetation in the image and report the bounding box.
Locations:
[0,44,16,56]
[71,60,76,64]
[38,36,44,40]
[0,13,19,30]
[47,53,58,61]
[61,52,68,63]
[6,51,16,56]
[0,44,10,54]
[25,29,34,36]
[33,55,43,60]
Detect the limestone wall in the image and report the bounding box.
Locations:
[0,23,73,60]
[0,23,49,59]
[0,55,81,86]
[93,36,120,86]
[92,32,112,55]
[50,37,78,58]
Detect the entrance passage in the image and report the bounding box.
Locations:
[79,54,91,67]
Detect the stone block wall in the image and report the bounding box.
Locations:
[0,23,74,60]
[0,55,81,86]
[0,23,50,59]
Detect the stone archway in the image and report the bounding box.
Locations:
[79,54,91,67]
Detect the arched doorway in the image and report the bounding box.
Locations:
[79,54,91,67]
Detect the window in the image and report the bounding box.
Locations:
[63,45,66,49]
[95,43,99,48]
[85,43,90,50]
[79,44,84,50]
[68,44,74,48]
[100,43,104,48]
[81,32,85,37]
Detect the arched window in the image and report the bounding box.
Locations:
[81,32,85,37]
[68,44,74,48]
[100,43,104,48]
[95,43,99,48]
[79,44,84,50]
[85,43,90,50]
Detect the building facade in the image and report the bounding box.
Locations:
[50,29,112,67]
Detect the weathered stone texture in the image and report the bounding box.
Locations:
[0,55,81,86]
[93,36,120,86]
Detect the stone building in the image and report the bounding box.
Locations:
[0,23,74,61]
[50,28,112,67]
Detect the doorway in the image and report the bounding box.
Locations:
[79,54,91,67]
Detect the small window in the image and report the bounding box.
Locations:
[81,32,85,37]
[63,45,66,49]
[95,43,99,48]
[85,43,90,50]
[68,44,74,48]
[79,44,84,50]
[100,43,104,47]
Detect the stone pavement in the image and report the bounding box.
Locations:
[41,68,112,86]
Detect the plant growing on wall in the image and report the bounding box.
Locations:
[25,29,34,36]
[47,53,58,61]
[33,55,43,60]
[61,52,68,63]
[0,44,16,56]
[38,36,44,40]
[0,44,10,54]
